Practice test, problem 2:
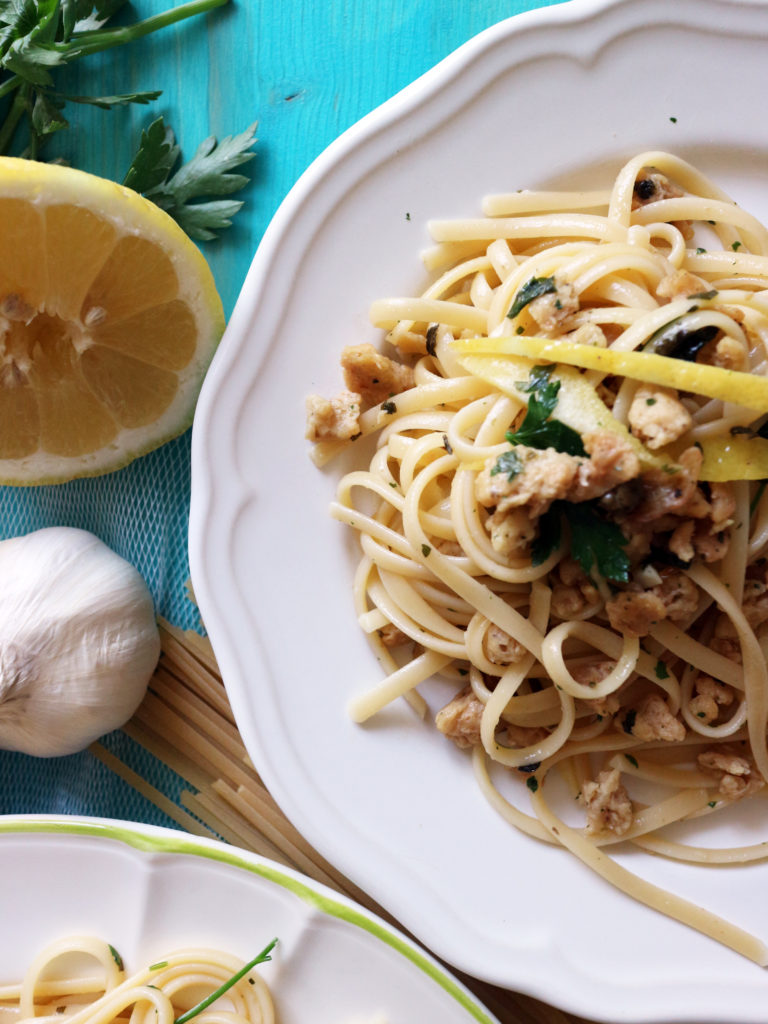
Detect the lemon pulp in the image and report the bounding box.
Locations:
[0,158,225,484]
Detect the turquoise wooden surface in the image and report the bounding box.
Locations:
[0,0,560,821]
[40,0,561,320]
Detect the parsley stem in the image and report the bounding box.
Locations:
[60,0,231,59]
[173,938,277,1024]
[0,84,30,155]
[0,75,21,102]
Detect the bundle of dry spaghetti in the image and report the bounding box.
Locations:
[90,619,368,900]
[306,151,768,964]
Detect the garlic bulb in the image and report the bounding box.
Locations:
[0,527,161,757]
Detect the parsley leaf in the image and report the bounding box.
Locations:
[507,275,556,319]
[125,116,257,240]
[567,500,630,583]
[31,89,67,136]
[531,504,562,566]
[58,88,162,109]
[530,498,629,581]
[506,365,585,456]
[122,115,179,192]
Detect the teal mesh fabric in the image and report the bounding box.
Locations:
[0,432,202,631]
[1,732,191,830]
[0,431,201,829]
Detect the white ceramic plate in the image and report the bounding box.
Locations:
[0,816,496,1023]
[189,0,768,1019]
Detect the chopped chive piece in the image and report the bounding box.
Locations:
[174,939,278,1024]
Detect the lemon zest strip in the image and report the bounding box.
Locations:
[452,336,768,413]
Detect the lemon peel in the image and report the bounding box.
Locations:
[0,157,225,485]
[697,435,768,482]
[453,335,768,413]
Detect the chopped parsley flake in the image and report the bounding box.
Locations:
[526,776,539,793]
[491,449,523,481]
[507,275,557,319]
[622,709,637,735]
[421,544,431,557]
[655,659,670,680]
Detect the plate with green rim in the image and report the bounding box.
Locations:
[0,815,497,1024]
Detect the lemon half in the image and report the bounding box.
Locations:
[0,157,225,484]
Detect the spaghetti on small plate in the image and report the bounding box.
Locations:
[0,935,276,1024]
[306,151,768,964]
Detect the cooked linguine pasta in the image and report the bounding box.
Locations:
[306,152,768,964]
[0,936,275,1024]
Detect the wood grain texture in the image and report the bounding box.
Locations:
[41,0,562,317]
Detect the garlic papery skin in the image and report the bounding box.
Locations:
[0,526,161,757]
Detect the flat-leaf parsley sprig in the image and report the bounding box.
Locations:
[504,364,585,457]
[0,0,257,239]
[124,115,258,241]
